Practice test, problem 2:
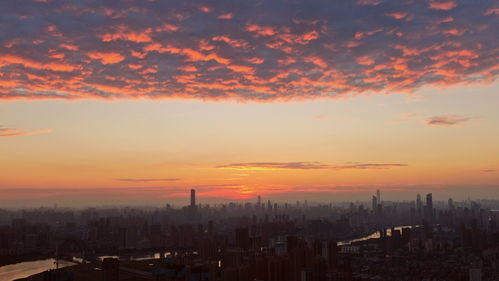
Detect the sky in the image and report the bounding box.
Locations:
[0,0,498,206]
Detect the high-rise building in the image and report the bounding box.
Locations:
[372,196,377,213]
[425,193,433,222]
[190,189,196,208]
[376,190,381,203]
[416,194,423,218]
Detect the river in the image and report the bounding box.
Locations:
[338,225,418,246]
[0,259,75,281]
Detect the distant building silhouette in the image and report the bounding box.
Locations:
[191,189,196,208]
[425,193,433,223]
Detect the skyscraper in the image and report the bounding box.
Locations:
[191,189,196,208]
[425,193,433,222]
[416,194,423,219]
[372,196,377,213]
[376,190,381,203]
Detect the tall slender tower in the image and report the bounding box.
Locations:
[425,193,433,222]
[190,189,196,208]
[376,190,381,204]
[416,194,423,218]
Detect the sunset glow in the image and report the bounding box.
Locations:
[0,0,498,206]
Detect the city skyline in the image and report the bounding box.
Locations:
[1,1,499,280]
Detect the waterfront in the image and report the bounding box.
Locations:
[0,227,406,281]
[338,225,419,246]
[0,259,75,281]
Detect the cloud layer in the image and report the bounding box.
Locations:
[0,0,497,102]
[216,162,407,170]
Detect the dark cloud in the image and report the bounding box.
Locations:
[0,0,497,101]
[425,115,472,126]
[216,162,407,170]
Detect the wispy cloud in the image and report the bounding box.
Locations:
[0,126,53,137]
[425,115,472,126]
[481,169,496,173]
[216,162,407,171]
[115,178,181,182]
[0,0,496,102]
[312,115,328,120]
[216,162,330,170]
[331,163,408,170]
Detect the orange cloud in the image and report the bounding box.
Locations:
[246,24,277,36]
[354,28,383,40]
[0,55,78,72]
[0,0,496,102]
[227,64,255,74]
[248,57,265,64]
[144,43,231,65]
[304,56,328,68]
[59,43,79,51]
[87,52,125,64]
[0,127,53,137]
[386,12,408,20]
[128,64,142,70]
[100,25,153,43]
[218,13,233,19]
[444,29,466,36]
[200,6,212,13]
[429,1,457,10]
[212,36,249,48]
[156,24,179,32]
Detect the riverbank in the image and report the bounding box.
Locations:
[0,258,75,281]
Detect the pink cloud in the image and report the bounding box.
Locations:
[0,127,53,137]
[218,13,233,19]
[429,1,457,11]
[87,52,125,64]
